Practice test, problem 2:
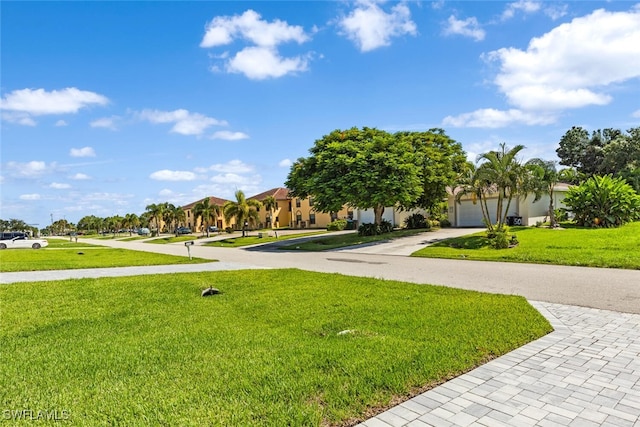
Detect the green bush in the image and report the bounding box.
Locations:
[429,219,441,228]
[225,227,233,233]
[327,219,347,231]
[563,175,640,227]
[440,218,452,228]
[404,213,428,229]
[358,220,394,236]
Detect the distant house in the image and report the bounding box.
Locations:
[446,183,571,227]
[250,187,352,229]
[182,196,229,232]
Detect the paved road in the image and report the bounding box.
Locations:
[3,229,639,314]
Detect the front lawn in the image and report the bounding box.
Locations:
[0,269,551,426]
[279,229,429,251]
[204,230,327,248]
[412,222,640,269]
[0,240,210,272]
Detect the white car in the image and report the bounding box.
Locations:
[0,236,49,249]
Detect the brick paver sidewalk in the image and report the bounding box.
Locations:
[359,302,640,427]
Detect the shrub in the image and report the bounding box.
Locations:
[563,175,640,227]
[357,220,394,236]
[327,219,347,231]
[429,219,441,228]
[225,227,233,233]
[440,218,452,228]
[404,213,428,230]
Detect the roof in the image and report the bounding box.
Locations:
[182,196,229,210]
[249,187,291,201]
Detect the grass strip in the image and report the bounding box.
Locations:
[0,269,551,426]
[204,230,328,248]
[0,241,210,272]
[411,222,640,269]
[279,229,429,251]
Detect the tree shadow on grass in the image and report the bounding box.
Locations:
[431,235,489,250]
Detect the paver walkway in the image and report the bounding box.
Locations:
[359,301,640,427]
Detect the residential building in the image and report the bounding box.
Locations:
[181,196,229,232]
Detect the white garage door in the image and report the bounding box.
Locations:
[457,199,499,227]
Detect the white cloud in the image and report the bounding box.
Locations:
[201,9,309,48]
[488,8,640,111]
[70,173,91,180]
[49,182,71,189]
[4,161,55,178]
[544,4,568,20]
[632,109,640,118]
[0,87,108,117]
[149,170,197,181]
[90,116,119,130]
[55,120,68,127]
[443,16,485,41]
[208,159,254,174]
[338,1,417,52]
[201,9,311,80]
[138,109,227,136]
[210,173,252,184]
[70,147,96,158]
[211,130,249,141]
[502,0,541,20]
[19,194,41,201]
[442,108,556,128]
[278,158,292,168]
[225,46,310,80]
[2,112,37,126]
[159,189,174,197]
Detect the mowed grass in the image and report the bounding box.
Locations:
[412,222,640,269]
[0,269,551,426]
[204,230,328,248]
[279,229,428,251]
[0,239,210,272]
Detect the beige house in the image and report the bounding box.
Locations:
[250,187,352,229]
[182,196,230,232]
[447,184,570,227]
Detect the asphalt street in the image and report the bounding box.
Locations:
[3,229,639,314]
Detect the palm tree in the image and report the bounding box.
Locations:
[162,203,176,233]
[262,195,277,229]
[526,158,560,227]
[193,197,222,237]
[454,161,495,231]
[122,213,140,236]
[172,205,186,230]
[223,190,262,237]
[476,143,526,231]
[144,203,165,236]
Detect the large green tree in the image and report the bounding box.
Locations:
[223,190,261,236]
[397,129,467,214]
[556,126,640,191]
[286,127,422,225]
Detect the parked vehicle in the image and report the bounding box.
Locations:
[207,226,219,233]
[137,228,151,236]
[175,227,192,235]
[0,236,48,249]
[1,232,27,240]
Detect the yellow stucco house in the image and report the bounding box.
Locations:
[250,187,353,229]
[182,196,230,232]
[181,188,353,231]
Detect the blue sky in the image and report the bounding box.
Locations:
[2,1,639,228]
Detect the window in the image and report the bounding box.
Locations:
[347,210,354,220]
[309,197,314,206]
[296,198,301,208]
[288,201,292,211]
[309,213,316,225]
[187,211,190,218]
[296,213,302,223]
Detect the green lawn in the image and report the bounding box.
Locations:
[412,222,640,269]
[279,228,429,251]
[0,269,551,426]
[144,235,199,244]
[0,239,210,272]
[204,230,328,248]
